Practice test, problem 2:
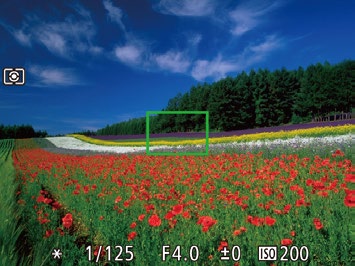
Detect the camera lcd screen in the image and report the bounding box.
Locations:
[0,1,354,265]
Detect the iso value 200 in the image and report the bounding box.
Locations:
[280,246,309,261]
[258,245,309,262]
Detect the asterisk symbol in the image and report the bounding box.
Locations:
[52,249,62,259]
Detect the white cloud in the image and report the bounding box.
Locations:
[154,51,191,73]
[33,15,99,57]
[111,34,282,81]
[229,0,281,36]
[191,55,240,81]
[191,34,283,81]
[28,65,83,87]
[2,4,101,58]
[12,29,32,47]
[114,44,144,66]
[37,31,67,57]
[155,0,215,17]
[88,46,104,54]
[103,0,126,31]
[244,34,283,64]
[188,33,202,46]
[0,21,32,47]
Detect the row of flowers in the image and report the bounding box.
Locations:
[69,124,354,147]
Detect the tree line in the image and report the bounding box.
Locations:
[97,60,354,135]
[0,124,48,139]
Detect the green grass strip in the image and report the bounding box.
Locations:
[0,139,30,265]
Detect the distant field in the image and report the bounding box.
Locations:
[70,123,354,148]
[91,119,354,140]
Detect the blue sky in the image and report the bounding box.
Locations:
[0,0,354,135]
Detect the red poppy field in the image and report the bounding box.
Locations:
[10,139,354,265]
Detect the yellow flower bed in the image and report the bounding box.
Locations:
[69,124,354,147]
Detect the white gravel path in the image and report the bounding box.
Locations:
[46,134,353,154]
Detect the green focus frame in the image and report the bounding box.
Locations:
[146,111,209,156]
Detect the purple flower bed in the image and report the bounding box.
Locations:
[91,119,354,140]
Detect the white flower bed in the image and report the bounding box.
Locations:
[213,134,353,150]
[46,134,353,154]
[46,137,171,153]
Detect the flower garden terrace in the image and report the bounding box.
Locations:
[68,123,354,148]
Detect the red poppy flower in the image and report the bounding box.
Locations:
[83,185,89,194]
[51,201,61,210]
[39,218,50,224]
[317,191,328,197]
[344,174,355,183]
[130,222,137,228]
[93,246,106,257]
[197,216,217,232]
[283,204,291,214]
[36,195,45,203]
[62,213,73,229]
[265,216,276,226]
[306,179,313,186]
[182,211,191,219]
[262,187,273,196]
[145,204,155,213]
[138,214,145,221]
[218,241,228,251]
[313,218,323,230]
[115,196,122,203]
[247,215,263,226]
[172,204,184,215]
[148,214,161,227]
[128,231,137,241]
[165,211,174,220]
[295,199,305,206]
[276,193,284,200]
[43,198,52,204]
[281,238,293,246]
[332,149,344,157]
[233,229,242,236]
[274,209,282,215]
[44,230,54,238]
[344,189,355,207]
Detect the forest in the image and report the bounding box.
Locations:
[97,60,354,135]
[0,124,47,139]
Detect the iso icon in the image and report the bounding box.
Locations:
[258,246,277,261]
[3,67,25,85]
